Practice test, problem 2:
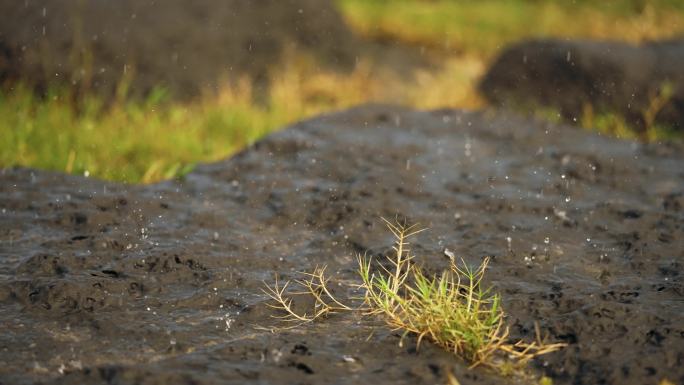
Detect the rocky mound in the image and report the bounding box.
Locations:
[479,39,684,131]
[1,105,683,384]
[0,0,357,99]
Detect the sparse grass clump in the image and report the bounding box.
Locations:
[357,221,505,367]
[263,219,565,375]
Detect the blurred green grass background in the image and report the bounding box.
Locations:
[2,0,684,183]
[339,0,684,56]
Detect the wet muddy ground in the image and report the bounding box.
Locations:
[1,105,683,384]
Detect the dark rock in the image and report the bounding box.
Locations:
[0,0,358,100]
[479,38,684,131]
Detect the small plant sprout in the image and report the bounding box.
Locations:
[262,265,351,325]
[262,218,566,374]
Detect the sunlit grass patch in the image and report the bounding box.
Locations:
[0,83,277,183]
[530,85,681,142]
[337,0,684,58]
[0,55,375,184]
[400,55,485,110]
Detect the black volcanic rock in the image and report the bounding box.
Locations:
[0,0,358,99]
[480,38,684,131]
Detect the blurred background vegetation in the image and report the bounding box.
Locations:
[2,0,684,183]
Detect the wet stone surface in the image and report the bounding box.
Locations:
[1,105,683,384]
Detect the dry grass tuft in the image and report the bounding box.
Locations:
[263,218,566,374]
[262,265,351,326]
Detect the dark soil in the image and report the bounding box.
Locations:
[480,38,684,131]
[1,105,683,384]
[0,0,358,99]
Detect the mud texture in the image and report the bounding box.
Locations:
[480,38,684,131]
[1,105,684,385]
[0,0,357,99]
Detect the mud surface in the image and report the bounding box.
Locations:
[1,105,684,384]
[0,0,357,99]
[480,38,684,131]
